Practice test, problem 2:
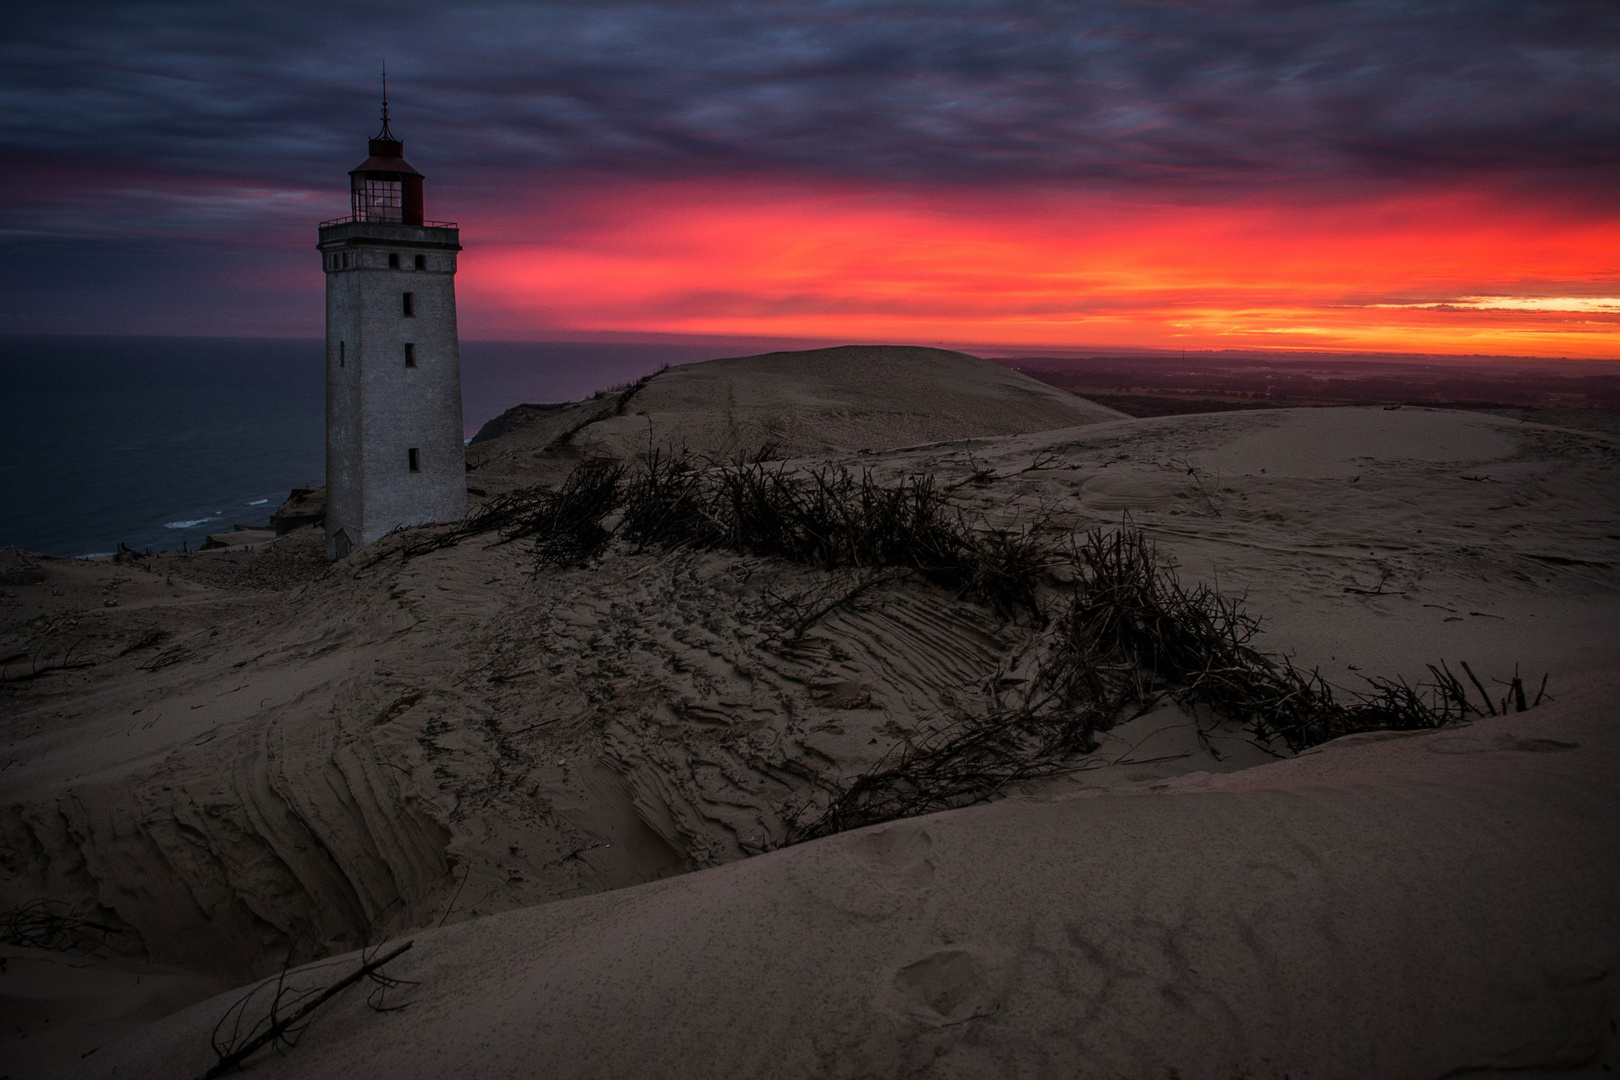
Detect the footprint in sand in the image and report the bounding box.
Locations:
[889,947,1003,1026]
[848,824,936,889]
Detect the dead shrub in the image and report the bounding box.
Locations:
[1,899,120,953]
[783,527,1547,843]
[382,448,1548,843]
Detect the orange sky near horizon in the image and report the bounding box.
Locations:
[457,179,1619,358]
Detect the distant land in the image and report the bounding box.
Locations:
[992,350,1620,426]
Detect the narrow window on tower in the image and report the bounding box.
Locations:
[404,343,416,368]
[402,292,414,317]
[414,254,426,270]
[408,448,421,472]
[339,341,345,367]
[388,253,400,269]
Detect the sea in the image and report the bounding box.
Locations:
[0,336,752,557]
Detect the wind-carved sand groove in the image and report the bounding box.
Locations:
[3,710,452,980]
[1,550,491,978]
[812,590,1016,714]
[526,560,1023,876]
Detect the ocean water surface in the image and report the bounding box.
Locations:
[0,336,739,556]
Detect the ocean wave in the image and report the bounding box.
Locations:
[247,498,270,506]
[164,517,218,530]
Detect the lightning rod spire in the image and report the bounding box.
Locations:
[376,61,395,141]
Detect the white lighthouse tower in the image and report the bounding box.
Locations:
[317,92,465,559]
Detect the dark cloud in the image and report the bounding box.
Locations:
[2,0,1614,199]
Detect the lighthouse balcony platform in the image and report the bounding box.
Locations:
[317,217,461,250]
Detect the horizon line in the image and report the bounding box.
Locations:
[0,328,1614,368]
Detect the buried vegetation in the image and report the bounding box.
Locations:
[388,449,1547,843]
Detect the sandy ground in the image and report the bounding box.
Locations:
[2,348,1616,1078]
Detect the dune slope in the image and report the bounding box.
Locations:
[465,345,1125,492]
[78,690,1620,1079]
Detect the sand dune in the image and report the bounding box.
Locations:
[466,345,1125,492]
[2,349,1617,1077]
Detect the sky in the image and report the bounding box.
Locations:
[1,1,1616,358]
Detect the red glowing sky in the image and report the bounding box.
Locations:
[460,178,1620,357]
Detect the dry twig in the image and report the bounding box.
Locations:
[202,940,416,1079]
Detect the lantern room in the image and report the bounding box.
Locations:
[349,104,425,226]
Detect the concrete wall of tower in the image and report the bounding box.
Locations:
[318,222,465,558]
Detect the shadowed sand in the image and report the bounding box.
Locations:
[1,347,1616,1078]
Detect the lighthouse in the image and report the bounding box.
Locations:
[317,93,465,559]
